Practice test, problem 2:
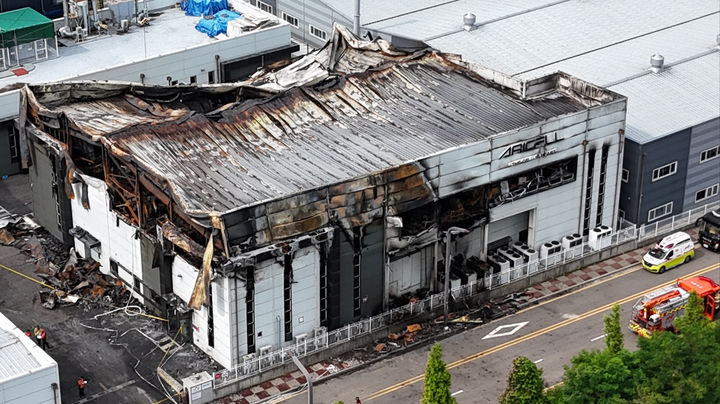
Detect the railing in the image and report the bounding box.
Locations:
[213,201,719,388]
[637,202,718,242]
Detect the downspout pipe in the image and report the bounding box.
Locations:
[353,0,361,36]
[91,0,99,30]
[62,0,69,29]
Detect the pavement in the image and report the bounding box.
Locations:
[214,230,701,404]
[0,174,216,404]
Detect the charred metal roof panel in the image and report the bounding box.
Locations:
[25,27,614,216]
[103,58,586,213]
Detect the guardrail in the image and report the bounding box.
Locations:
[214,201,719,387]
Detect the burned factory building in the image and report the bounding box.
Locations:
[19,26,626,369]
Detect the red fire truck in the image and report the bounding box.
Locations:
[629,276,720,337]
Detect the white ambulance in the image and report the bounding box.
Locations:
[641,231,695,273]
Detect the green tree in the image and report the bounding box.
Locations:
[422,343,457,404]
[674,291,709,332]
[603,304,623,354]
[555,349,639,404]
[635,310,720,404]
[501,356,547,404]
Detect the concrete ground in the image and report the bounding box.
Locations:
[0,173,32,215]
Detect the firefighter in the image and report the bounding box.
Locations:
[77,376,88,397]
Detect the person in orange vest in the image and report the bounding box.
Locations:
[77,376,87,397]
[34,325,50,350]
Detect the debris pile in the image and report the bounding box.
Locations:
[37,249,127,309]
[0,214,70,271]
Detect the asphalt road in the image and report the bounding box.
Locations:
[278,248,720,404]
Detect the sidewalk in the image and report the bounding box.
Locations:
[214,229,698,404]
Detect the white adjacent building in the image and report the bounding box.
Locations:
[0,312,60,404]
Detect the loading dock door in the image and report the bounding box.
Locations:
[488,211,530,246]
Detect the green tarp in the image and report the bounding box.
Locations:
[0,7,54,49]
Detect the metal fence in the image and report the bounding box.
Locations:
[213,201,719,387]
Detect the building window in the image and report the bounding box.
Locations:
[651,161,677,182]
[695,184,719,203]
[281,12,299,28]
[648,201,673,222]
[700,145,719,163]
[171,80,178,86]
[256,0,273,14]
[582,149,596,235]
[595,145,609,226]
[309,25,327,41]
[208,71,215,84]
[189,75,197,84]
[621,168,629,183]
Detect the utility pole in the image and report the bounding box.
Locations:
[443,227,469,327]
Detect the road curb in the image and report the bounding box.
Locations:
[516,262,640,311]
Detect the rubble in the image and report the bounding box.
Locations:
[36,249,126,309]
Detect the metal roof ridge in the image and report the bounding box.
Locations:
[420,0,572,42]
[605,47,720,88]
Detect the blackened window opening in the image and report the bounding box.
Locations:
[352,227,362,317]
[283,254,293,342]
[583,149,596,235]
[319,242,328,327]
[208,281,214,347]
[596,145,609,226]
[246,268,256,354]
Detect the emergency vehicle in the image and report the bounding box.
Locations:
[641,232,694,273]
[696,209,720,252]
[629,276,720,337]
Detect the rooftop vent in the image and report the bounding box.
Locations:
[650,54,664,72]
[463,13,476,31]
[716,33,720,46]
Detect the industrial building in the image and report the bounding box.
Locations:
[267,0,720,225]
[0,312,61,404]
[0,0,298,177]
[20,25,626,369]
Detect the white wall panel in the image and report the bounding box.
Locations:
[253,257,284,350]
[0,366,59,404]
[171,256,198,305]
[210,278,233,369]
[291,247,319,337]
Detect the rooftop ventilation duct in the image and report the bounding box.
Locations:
[463,13,476,31]
[650,54,664,72]
[716,33,720,46]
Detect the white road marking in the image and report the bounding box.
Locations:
[534,358,544,364]
[591,334,606,342]
[451,390,464,397]
[561,313,578,319]
[482,321,529,340]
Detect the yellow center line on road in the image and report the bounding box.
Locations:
[364,263,720,401]
[515,264,643,315]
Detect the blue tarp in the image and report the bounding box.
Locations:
[195,9,241,37]
[182,0,227,16]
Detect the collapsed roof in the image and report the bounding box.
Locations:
[21,24,621,252]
